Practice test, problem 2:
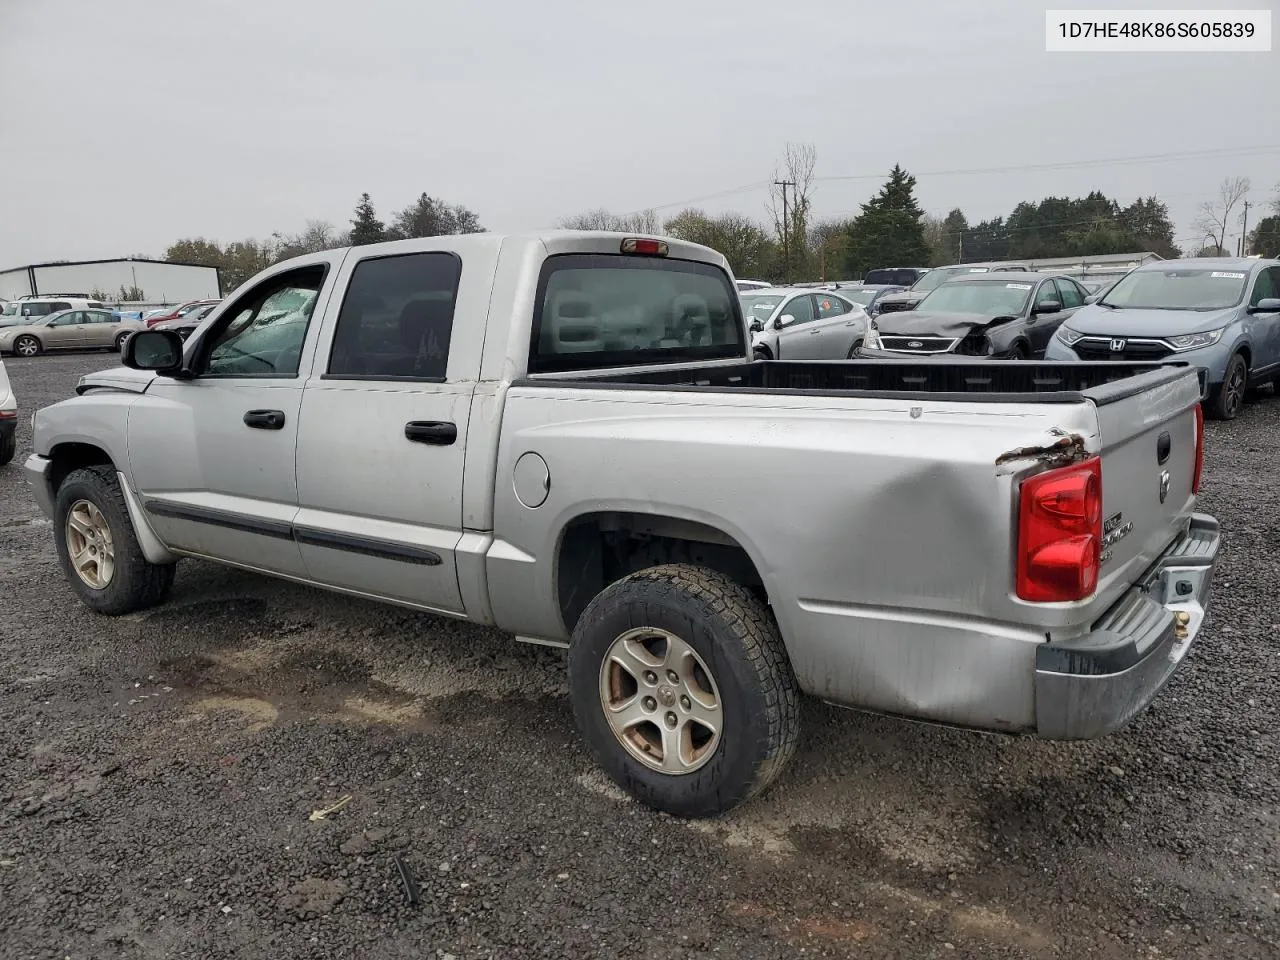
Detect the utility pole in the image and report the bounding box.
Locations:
[775,179,795,283]
[1240,200,1251,256]
[957,231,963,264]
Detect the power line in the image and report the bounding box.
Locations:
[615,144,1280,219]
[815,144,1280,182]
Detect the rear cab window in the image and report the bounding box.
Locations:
[528,254,745,375]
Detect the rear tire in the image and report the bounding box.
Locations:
[0,429,14,466]
[568,564,801,817]
[13,335,40,358]
[53,466,176,615]
[1207,352,1248,421]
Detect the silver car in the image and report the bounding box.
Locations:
[0,309,146,357]
[743,287,871,360]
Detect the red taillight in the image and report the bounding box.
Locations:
[620,237,668,256]
[1192,403,1204,494]
[1016,456,1102,603]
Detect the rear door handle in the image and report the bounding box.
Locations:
[405,421,457,445]
[244,409,285,430]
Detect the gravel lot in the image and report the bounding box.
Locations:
[1,352,1278,959]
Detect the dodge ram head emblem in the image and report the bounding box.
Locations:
[1110,338,1127,352]
[1159,470,1171,503]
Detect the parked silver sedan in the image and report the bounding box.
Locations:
[743,287,871,360]
[0,309,147,357]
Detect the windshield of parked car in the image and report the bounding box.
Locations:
[740,294,785,320]
[1100,267,1249,311]
[910,267,986,294]
[843,288,881,306]
[917,279,1033,315]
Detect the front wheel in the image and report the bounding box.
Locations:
[13,335,40,358]
[1207,352,1248,421]
[568,564,801,817]
[114,332,130,351]
[53,466,176,615]
[846,339,863,359]
[0,429,14,466]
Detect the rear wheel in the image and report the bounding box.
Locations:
[568,564,800,817]
[13,335,40,358]
[0,429,15,466]
[1207,352,1248,421]
[53,466,176,615]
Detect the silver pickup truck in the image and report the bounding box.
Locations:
[25,231,1219,817]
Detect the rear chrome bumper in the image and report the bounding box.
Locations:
[1035,513,1219,739]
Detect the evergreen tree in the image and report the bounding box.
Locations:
[1247,215,1280,257]
[349,192,386,246]
[843,165,931,278]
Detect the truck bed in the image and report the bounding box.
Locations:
[517,358,1194,405]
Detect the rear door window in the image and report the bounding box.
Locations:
[1055,278,1084,308]
[327,252,462,381]
[529,254,744,374]
[816,294,849,318]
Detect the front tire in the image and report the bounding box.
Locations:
[846,339,863,359]
[0,429,14,466]
[115,332,130,351]
[53,466,176,615]
[568,564,801,817]
[1207,352,1248,421]
[13,335,40,358]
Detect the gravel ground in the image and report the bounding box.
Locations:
[1,352,1278,960]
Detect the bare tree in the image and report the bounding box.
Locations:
[558,208,662,233]
[768,143,816,280]
[1195,176,1251,254]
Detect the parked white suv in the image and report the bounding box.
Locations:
[0,297,106,327]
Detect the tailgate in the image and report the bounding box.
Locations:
[1089,368,1202,616]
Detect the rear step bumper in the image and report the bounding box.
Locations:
[1035,513,1220,739]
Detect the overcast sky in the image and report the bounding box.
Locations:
[0,0,1275,267]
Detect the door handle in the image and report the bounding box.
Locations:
[243,409,286,430]
[405,421,457,445]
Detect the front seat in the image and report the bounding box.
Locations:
[544,291,601,354]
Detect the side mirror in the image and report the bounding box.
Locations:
[1248,298,1280,314]
[774,316,790,330]
[1035,299,1063,315]
[748,319,763,333]
[122,329,184,374]
[1083,294,1100,305]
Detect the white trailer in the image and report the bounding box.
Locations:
[0,259,220,304]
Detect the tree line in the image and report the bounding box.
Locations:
[161,153,1280,293]
[163,191,484,291]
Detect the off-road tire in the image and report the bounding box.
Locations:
[568,563,801,817]
[1207,352,1248,421]
[53,466,175,615]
